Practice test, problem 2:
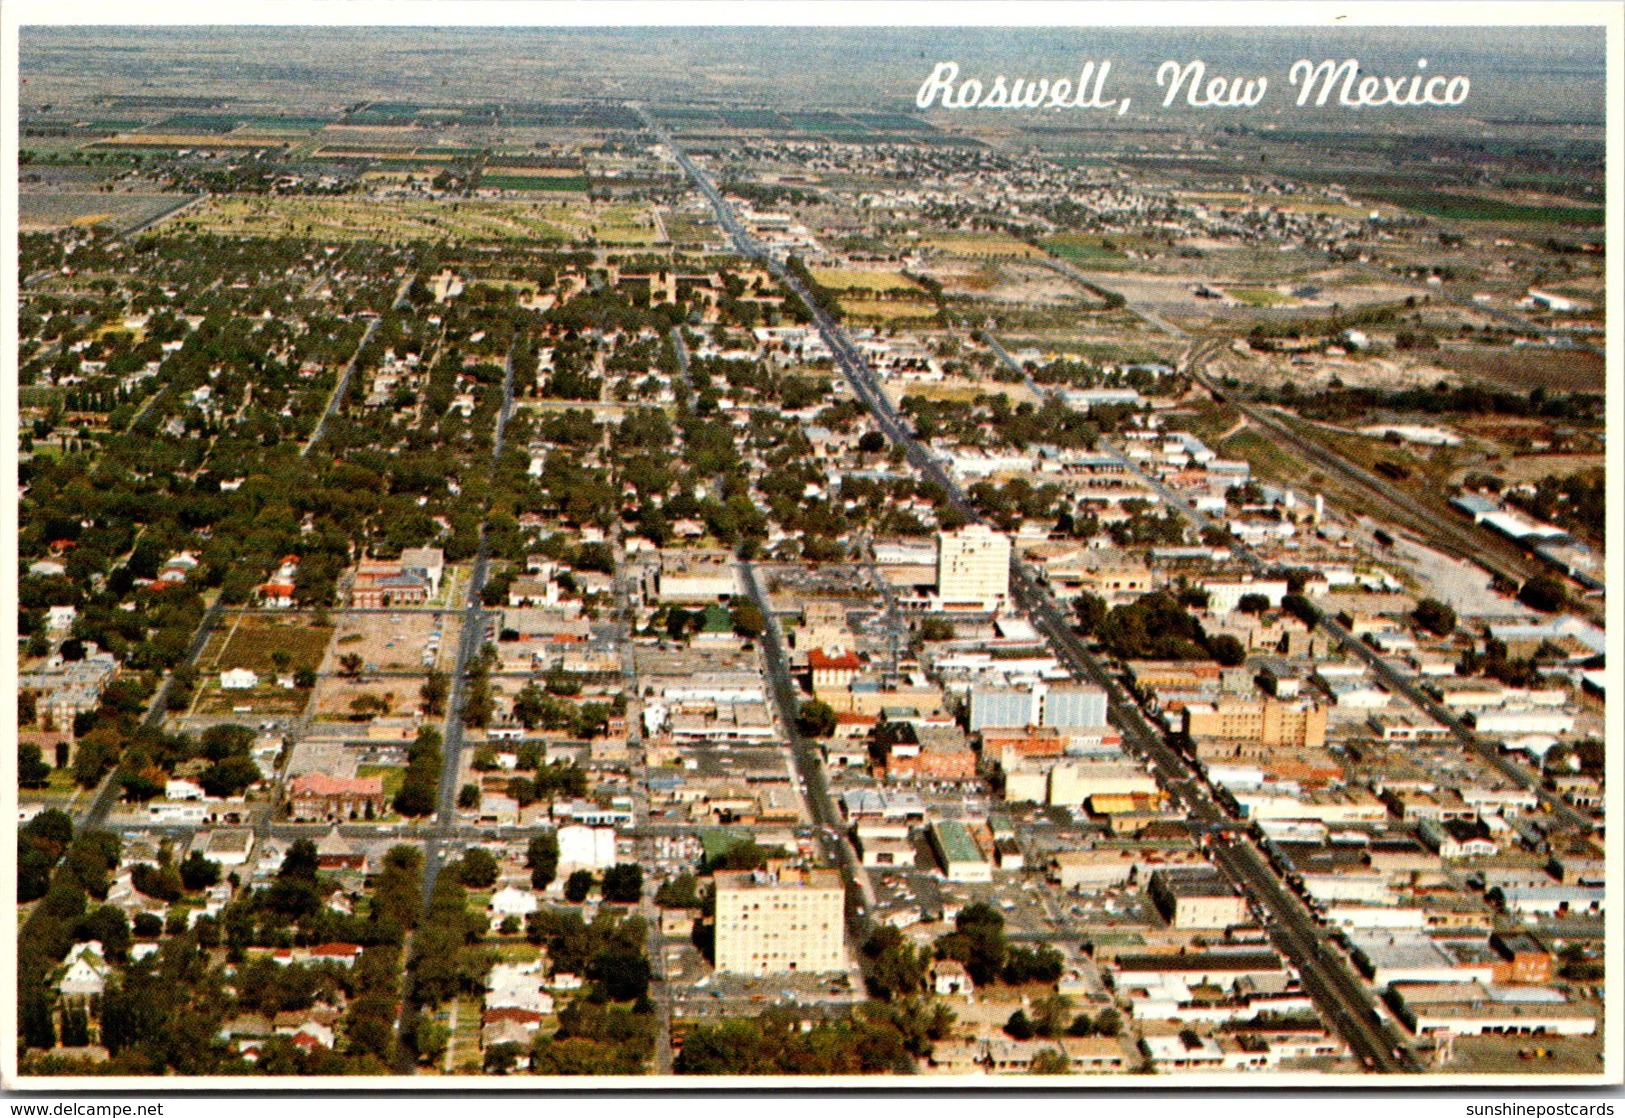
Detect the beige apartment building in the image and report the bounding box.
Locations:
[1184,697,1327,751]
[937,524,1011,608]
[714,868,846,975]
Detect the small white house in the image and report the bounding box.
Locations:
[220,668,259,690]
[489,886,540,921]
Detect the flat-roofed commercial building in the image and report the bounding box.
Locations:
[1184,698,1327,752]
[1149,868,1249,930]
[714,868,846,976]
[931,820,992,883]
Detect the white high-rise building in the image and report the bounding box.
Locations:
[937,524,1011,609]
[714,869,846,976]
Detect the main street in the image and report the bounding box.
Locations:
[654,110,1420,1073]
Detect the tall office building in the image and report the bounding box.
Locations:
[937,524,1011,608]
[713,869,846,976]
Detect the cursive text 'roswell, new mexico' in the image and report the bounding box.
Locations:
[915,58,1471,114]
[915,61,1131,115]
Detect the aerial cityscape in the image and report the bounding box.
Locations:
[11,23,1611,1083]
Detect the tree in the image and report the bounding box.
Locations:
[484,1041,525,1075]
[918,617,955,642]
[1207,634,1246,667]
[527,833,560,890]
[338,652,364,678]
[457,847,500,889]
[796,699,837,739]
[1004,1009,1035,1040]
[564,869,594,903]
[294,667,318,689]
[864,926,929,1001]
[1029,1048,1071,1075]
[586,945,652,1001]
[1236,592,1271,615]
[730,600,767,639]
[1518,575,1569,614]
[1412,598,1457,637]
[420,670,450,716]
[18,743,51,787]
[457,782,481,809]
[179,851,221,891]
[655,873,700,909]
[601,863,644,905]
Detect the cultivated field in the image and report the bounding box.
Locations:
[168,196,660,245]
[1433,345,1606,394]
[19,192,191,232]
[837,298,937,321]
[809,268,921,293]
[922,233,1044,259]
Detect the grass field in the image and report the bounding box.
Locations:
[924,233,1044,259]
[809,268,921,293]
[1041,234,1128,266]
[170,196,660,245]
[92,133,290,150]
[1218,427,1308,485]
[210,614,335,674]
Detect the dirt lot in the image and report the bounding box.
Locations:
[193,680,311,718]
[206,612,334,674]
[310,675,426,721]
[321,611,462,673]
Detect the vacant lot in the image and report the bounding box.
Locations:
[194,680,310,718]
[311,676,423,721]
[321,611,461,674]
[207,613,334,674]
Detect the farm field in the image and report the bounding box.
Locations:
[1433,344,1606,393]
[167,196,661,245]
[19,192,191,232]
[809,268,921,293]
[837,298,936,321]
[922,232,1045,259]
